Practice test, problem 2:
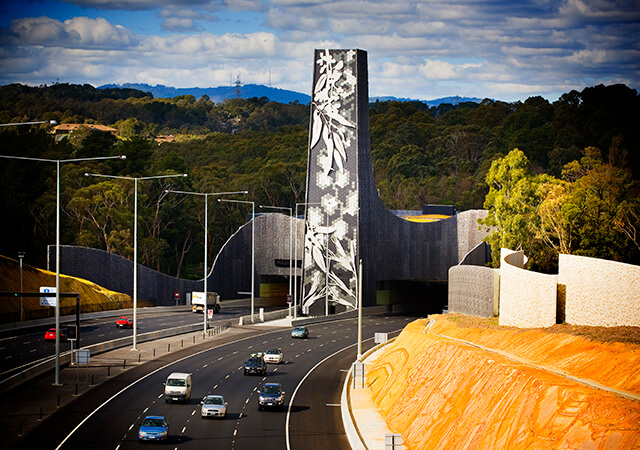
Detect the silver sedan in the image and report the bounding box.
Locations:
[200,395,227,418]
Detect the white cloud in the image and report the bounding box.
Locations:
[8,16,139,49]
[1,0,638,102]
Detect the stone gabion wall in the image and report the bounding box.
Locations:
[559,254,640,327]
[448,264,497,317]
[48,245,201,306]
[499,248,557,328]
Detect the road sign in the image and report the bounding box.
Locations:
[75,349,90,365]
[40,286,57,306]
[207,308,213,319]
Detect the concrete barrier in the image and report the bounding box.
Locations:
[0,320,230,394]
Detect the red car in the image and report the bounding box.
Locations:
[44,328,68,342]
[116,316,133,329]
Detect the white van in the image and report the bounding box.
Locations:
[164,372,192,403]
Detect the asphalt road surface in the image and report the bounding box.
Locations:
[17,314,415,450]
[0,306,246,382]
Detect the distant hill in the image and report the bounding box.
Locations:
[372,95,485,106]
[98,83,311,104]
[99,82,484,107]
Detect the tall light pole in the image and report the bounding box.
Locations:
[0,153,125,385]
[85,172,187,350]
[259,205,293,308]
[0,120,57,127]
[293,202,321,318]
[165,189,247,333]
[18,252,25,321]
[218,198,255,323]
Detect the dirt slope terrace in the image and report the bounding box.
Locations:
[367,314,640,449]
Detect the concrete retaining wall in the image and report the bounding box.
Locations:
[499,249,557,327]
[448,265,497,318]
[559,254,640,327]
[48,245,201,306]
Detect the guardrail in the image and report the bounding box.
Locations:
[237,307,290,325]
[0,320,231,394]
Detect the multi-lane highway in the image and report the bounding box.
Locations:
[0,306,247,383]
[17,313,415,449]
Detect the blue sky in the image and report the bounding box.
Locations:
[0,0,638,102]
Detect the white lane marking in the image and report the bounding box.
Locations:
[128,424,134,431]
[143,407,149,413]
[191,410,196,416]
[55,328,289,450]
[30,349,37,352]
[326,404,341,407]
[213,384,218,389]
[181,427,186,434]
[23,341,31,345]
[218,357,223,360]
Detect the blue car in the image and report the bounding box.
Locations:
[138,415,169,441]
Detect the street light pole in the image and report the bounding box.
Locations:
[86,172,187,350]
[219,198,255,322]
[0,120,57,127]
[259,205,293,309]
[165,189,247,333]
[0,153,126,385]
[18,252,25,321]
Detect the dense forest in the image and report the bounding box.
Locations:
[0,82,638,278]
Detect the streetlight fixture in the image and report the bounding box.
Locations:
[18,252,25,321]
[259,205,293,312]
[0,153,126,385]
[0,120,57,127]
[218,198,256,322]
[165,189,247,333]
[85,172,187,350]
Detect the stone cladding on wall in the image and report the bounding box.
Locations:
[499,248,557,327]
[448,264,497,317]
[559,254,640,327]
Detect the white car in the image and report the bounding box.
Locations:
[263,349,283,364]
[200,395,227,418]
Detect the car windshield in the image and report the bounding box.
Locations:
[204,397,224,405]
[167,378,186,386]
[142,418,165,427]
[119,317,127,320]
[263,385,281,395]
[248,358,263,365]
[266,350,279,355]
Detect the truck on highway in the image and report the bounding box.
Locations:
[191,291,221,314]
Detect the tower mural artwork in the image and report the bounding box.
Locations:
[301,49,362,315]
[301,48,490,317]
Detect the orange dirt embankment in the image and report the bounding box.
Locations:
[0,255,134,323]
[367,315,640,449]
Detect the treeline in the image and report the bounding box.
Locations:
[0,83,638,278]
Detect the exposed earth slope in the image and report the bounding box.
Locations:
[367,314,640,449]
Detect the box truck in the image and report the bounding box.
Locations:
[191,292,221,314]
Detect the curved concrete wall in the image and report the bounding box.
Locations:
[448,264,497,318]
[499,248,557,327]
[48,245,201,306]
[559,254,640,327]
[209,213,304,300]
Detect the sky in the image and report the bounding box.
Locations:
[0,0,638,102]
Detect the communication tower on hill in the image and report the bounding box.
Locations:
[235,74,242,98]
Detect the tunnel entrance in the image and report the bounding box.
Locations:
[376,280,448,314]
[259,275,289,305]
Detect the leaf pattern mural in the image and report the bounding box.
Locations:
[302,49,361,313]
